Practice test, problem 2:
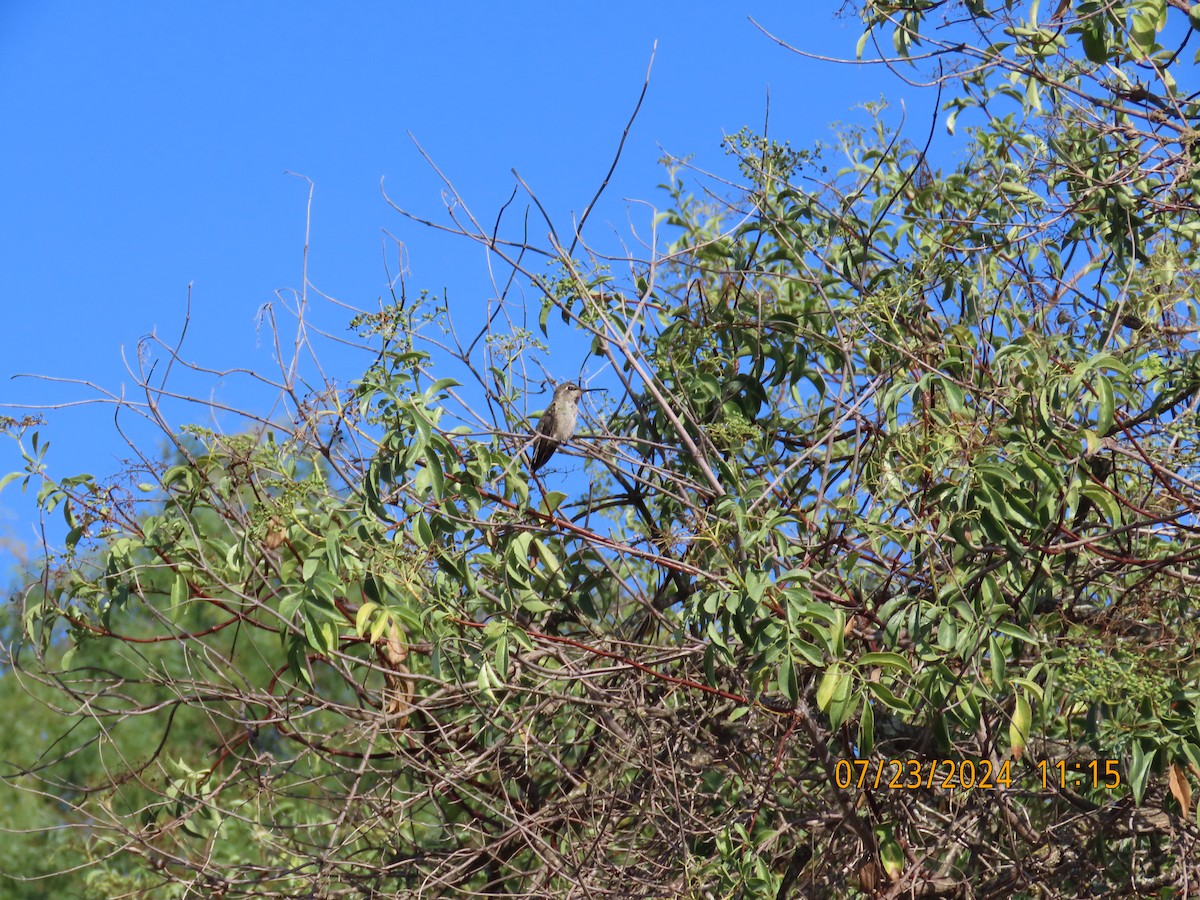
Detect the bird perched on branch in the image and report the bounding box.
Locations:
[529,382,592,472]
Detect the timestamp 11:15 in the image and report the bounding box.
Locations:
[1038,759,1121,790]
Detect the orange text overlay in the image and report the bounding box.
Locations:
[834,758,1122,791]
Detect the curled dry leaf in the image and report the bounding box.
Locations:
[1168,762,1192,816]
[379,622,415,732]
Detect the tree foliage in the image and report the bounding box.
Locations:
[5,2,1200,896]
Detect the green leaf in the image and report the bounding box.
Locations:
[302,554,321,582]
[519,597,554,614]
[413,514,434,547]
[356,601,378,638]
[790,640,825,668]
[279,590,305,622]
[1094,375,1114,434]
[988,634,1006,689]
[170,572,187,606]
[1025,77,1042,112]
[1080,482,1120,525]
[858,696,875,755]
[827,682,855,729]
[494,634,510,680]
[1081,21,1107,61]
[778,655,799,704]
[857,652,914,675]
[476,661,498,702]
[1128,742,1157,805]
[879,824,904,879]
[855,29,871,60]
[866,680,914,714]
[369,610,390,644]
[1010,693,1031,758]
[816,663,845,712]
[423,448,445,498]
[994,622,1037,644]
[426,377,461,396]
[937,614,958,652]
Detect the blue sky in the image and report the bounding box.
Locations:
[0,3,936,574]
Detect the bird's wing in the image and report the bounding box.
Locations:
[530,433,559,472]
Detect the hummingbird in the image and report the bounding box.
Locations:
[529,382,591,472]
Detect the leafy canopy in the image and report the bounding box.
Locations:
[4,2,1200,896]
